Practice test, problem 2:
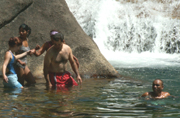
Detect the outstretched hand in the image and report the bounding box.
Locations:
[35,45,41,50]
[28,49,35,56]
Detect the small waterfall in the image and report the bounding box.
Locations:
[66,0,180,67]
[66,0,180,53]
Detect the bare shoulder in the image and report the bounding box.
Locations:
[63,44,72,52]
[5,51,11,57]
[141,92,149,97]
[64,44,71,49]
[162,92,170,97]
[4,51,12,61]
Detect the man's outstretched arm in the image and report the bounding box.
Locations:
[34,43,47,56]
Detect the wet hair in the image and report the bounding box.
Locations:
[52,33,64,42]
[19,24,31,37]
[8,37,22,47]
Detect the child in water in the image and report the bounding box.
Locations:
[2,37,32,88]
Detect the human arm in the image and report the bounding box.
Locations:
[141,92,149,97]
[14,50,32,59]
[69,48,82,84]
[16,59,26,66]
[64,41,79,68]
[27,44,41,56]
[35,45,41,50]
[43,51,52,87]
[2,52,11,83]
[73,55,79,68]
[33,43,47,56]
[164,92,170,98]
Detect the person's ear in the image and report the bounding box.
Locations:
[162,85,164,89]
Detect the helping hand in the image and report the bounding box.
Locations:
[35,45,41,50]
[28,49,35,56]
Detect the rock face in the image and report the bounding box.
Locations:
[0,0,120,78]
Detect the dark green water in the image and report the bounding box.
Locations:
[0,66,180,117]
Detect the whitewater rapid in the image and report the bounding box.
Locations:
[65,0,180,68]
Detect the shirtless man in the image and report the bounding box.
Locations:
[33,30,79,68]
[43,33,82,88]
[141,79,170,99]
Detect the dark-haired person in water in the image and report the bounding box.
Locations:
[14,24,38,86]
[2,37,33,88]
[33,30,79,68]
[141,79,170,99]
[43,33,82,89]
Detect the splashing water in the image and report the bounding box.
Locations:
[66,0,180,68]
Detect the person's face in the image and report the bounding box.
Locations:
[52,39,63,49]
[51,37,65,43]
[152,80,163,93]
[19,28,28,38]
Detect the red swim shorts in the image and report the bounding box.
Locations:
[49,72,78,87]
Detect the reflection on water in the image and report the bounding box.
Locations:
[0,67,180,117]
[3,88,22,98]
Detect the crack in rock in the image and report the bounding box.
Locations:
[0,2,33,29]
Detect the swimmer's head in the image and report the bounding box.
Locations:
[8,37,22,47]
[152,79,164,93]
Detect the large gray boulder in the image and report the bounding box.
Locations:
[0,0,120,78]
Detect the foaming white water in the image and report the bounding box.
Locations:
[105,51,180,68]
[66,0,180,68]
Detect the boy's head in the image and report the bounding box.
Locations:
[52,33,64,42]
